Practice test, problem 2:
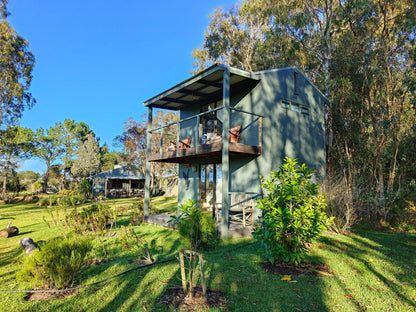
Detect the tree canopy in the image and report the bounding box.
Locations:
[0,0,35,128]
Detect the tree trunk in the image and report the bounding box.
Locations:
[42,165,50,193]
[2,175,6,200]
[0,221,19,238]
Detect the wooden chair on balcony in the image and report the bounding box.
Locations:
[207,125,242,144]
[168,137,192,151]
[229,125,242,143]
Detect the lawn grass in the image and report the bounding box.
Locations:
[0,197,415,311]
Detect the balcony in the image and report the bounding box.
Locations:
[148,107,262,164]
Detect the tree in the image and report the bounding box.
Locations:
[71,134,100,178]
[0,126,34,198]
[0,0,36,128]
[100,143,118,172]
[192,3,275,73]
[18,170,40,192]
[330,0,416,221]
[53,119,93,189]
[115,111,178,195]
[33,127,63,193]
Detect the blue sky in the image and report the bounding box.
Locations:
[8,0,237,173]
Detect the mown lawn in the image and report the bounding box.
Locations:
[0,197,415,311]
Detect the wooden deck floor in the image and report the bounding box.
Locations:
[144,213,254,238]
[148,142,261,164]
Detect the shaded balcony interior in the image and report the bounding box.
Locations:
[148,107,262,163]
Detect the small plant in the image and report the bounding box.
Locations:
[170,199,218,251]
[169,199,217,298]
[254,157,332,265]
[130,200,144,225]
[18,236,91,289]
[119,225,155,263]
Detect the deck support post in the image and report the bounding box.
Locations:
[144,107,153,216]
[221,67,230,238]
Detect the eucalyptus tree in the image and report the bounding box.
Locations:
[33,127,63,193]
[115,111,178,195]
[330,0,416,220]
[0,0,36,128]
[0,126,34,198]
[53,119,93,188]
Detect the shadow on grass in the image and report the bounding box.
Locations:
[154,239,329,312]
[0,246,22,267]
[318,230,416,310]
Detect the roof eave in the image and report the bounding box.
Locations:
[143,64,258,109]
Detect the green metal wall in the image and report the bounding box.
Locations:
[177,67,326,211]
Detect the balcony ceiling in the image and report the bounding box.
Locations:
[143,64,260,110]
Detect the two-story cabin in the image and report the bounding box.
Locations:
[143,64,327,238]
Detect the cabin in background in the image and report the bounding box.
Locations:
[92,165,145,198]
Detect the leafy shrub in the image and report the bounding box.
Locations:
[38,192,86,207]
[67,203,113,233]
[79,178,92,200]
[18,236,91,289]
[170,199,218,251]
[254,157,332,265]
[130,200,144,225]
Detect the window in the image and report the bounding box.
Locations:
[281,99,309,115]
[282,100,290,109]
[290,104,300,112]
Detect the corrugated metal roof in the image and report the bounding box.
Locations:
[91,165,144,180]
[143,64,260,110]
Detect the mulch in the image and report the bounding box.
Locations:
[161,286,227,311]
[24,289,76,301]
[261,260,333,277]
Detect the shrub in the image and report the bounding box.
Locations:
[321,175,358,233]
[18,236,91,289]
[67,203,113,233]
[170,199,218,251]
[130,200,144,225]
[79,178,92,200]
[254,157,332,265]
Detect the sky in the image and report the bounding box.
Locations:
[7,0,238,173]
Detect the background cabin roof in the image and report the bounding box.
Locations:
[91,165,144,180]
[143,64,260,110]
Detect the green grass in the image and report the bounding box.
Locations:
[0,197,415,311]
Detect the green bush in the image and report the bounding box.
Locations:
[254,157,332,265]
[130,200,144,224]
[67,203,113,233]
[18,236,91,289]
[38,193,86,207]
[171,199,218,251]
[79,178,92,200]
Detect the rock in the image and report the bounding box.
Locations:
[19,237,38,255]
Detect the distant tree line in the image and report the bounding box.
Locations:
[192,0,416,227]
[0,120,120,196]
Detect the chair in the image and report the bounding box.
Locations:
[229,125,241,143]
[206,125,242,144]
[168,137,192,151]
